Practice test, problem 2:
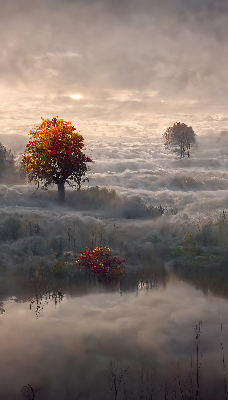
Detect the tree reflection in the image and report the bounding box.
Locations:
[30,288,64,318]
[173,260,228,300]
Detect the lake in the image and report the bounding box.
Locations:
[1,273,228,400]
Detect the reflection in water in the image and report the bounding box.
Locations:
[21,384,35,400]
[0,306,5,315]
[30,289,64,319]
[26,266,167,318]
[173,260,228,300]
[1,275,228,399]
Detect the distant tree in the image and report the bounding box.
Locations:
[0,143,14,175]
[22,117,92,202]
[163,122,196,158]
[0,142,15,178]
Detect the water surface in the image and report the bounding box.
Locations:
[1,276,228,399]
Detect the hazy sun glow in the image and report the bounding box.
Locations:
[70,94,82,100]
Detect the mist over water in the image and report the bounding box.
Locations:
[1,280,228,400]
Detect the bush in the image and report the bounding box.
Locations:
[76,246,126,282]
[0,216,23,241]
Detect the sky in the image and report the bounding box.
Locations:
[1,0,228,141]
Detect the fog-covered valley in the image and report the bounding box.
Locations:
[2,0,228,396]
[1,116,228,289]
[0,116,228,399]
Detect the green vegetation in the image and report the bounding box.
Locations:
[0,142,23,183]
[169,213,228,298]
[0,142,14,174]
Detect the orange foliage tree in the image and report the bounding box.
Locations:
[22,117,92,202]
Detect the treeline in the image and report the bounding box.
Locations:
[0,141,25,183]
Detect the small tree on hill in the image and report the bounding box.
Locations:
[22,117,92,202]
[163,122,196,158]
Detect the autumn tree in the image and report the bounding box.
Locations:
[22,117,92,202]
[76,246,126,282]
[163,122,196,158]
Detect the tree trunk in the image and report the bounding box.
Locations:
[58,180,65,203]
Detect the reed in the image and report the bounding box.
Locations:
[194,320,202,398]
[220,312,227,400]
[109,361,129,400]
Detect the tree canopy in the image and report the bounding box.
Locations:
[163,122,196,158]
[22,117,92,202]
